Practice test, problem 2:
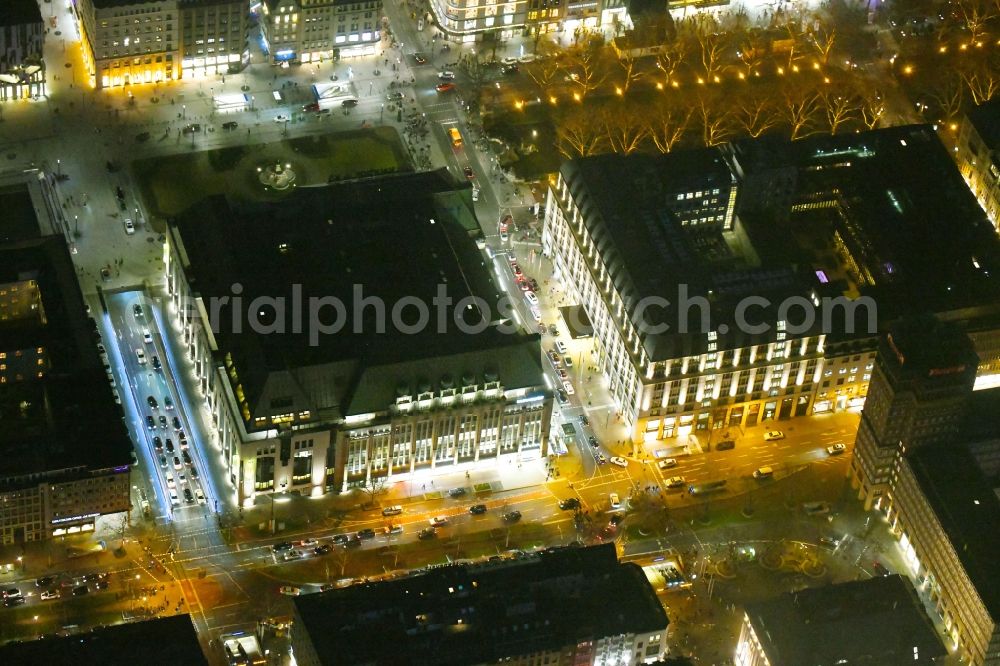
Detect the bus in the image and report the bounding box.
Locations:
[688,480,727,496]
[448,126,462,148]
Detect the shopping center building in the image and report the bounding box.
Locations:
[165,170,551,505]
[256,0,384,63]
[543,125,1000,444]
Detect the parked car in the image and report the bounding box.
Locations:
[469,504,488,514]
[657,458,678,470]
[764,430,785,441]
[448,487,467,498]
[279,586,302,596]
[40,590,60,601]
[716,440,736,451]
[418,527,437,540]
[357,528,376,540]
[436,82,456,93]
[438,70,455,80]
[124,218,135,234]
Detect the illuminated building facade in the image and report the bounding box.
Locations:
[75,0,248,89]
[957,98,1000,234]
[257,0,383,64]
[0,0,46,102]
[0,234,132,543]
[164,171,551,505]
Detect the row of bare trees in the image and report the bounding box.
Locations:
[554,75,885,159]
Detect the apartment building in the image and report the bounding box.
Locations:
[165,170,551,505]
[291,544,668,665]
[0,0,45,102]
[736,575,946,666]
[75,0,248,89]
[0,234,132,543]
[257,0,383,64]
[957,97,1000,233]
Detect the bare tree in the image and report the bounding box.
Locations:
[956,0,996,44]
[860,92,885,130]
[927,73,965,120]
[809,26,836,66]
[359,474,388,508]
[523,48,564,91]
[819,88,859,134]
[555,109,607,158]
[600,106,649,154]
[960,57,1000,104]
[696,92,734,146]
[696,30,728,82]
[561,44,608,102]
[736,31,766,77]
[781,85,822,140]
[736,92,780,138]
[615,51,644,95]
[655,38,688,86]
[647,98,691,153]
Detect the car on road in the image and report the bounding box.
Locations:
[524,291,539,306]
[554,340,568,355]
[579,414,590,426]
[609,493,621,509]
[158,415,168,429]
[274,114,290,123]
[609,456,628,468]
[764,430,785,441]
[173,456,182,470]
[448,487,467,498]
[562,380,575,395]
[330,534,349,545]
[715,440,735,451]
[357,528,376,540]
[556,389,569,405]
[384,524,404,535]
[124,218,135,234]
[501,56,518,65]
[95,580,109,590]
[272,542,294,552]
[143,328,153,344]
[147,395,158,409]
[386,91,405,101]
[588,435,599,448]
[4,596,25,607]
[281,550,303,562]
[35,577,54,588]
[152,356,161,371]
[345,536,363,548]
[165,439,174,453]
[665,476,686,488]
[412,54,427,65]
[429,515,449,527]
[382,505,403,516]
[803,501,831,516]
[182,123,201,134]
[827,442,846,455]
[133,303,144,318]
[563,356,573,368]
[418,527,436,540]
[172,416,182,430]
[40,590,60,601]
[438,70,455,80]
[222,121,238,130]
[190,465,199,479]
[469,504,488,514]
[558,498,580,510]
[314,544,333,555]
[163,396,172,410]
[181,450,192,465]
[183,488,194,504]
[502,63,519,75]
[279,586,302,596]
[463,165,475,179]
[3,588,20,598]
[819,536,840,549]
[72,585,89,596]
[136,348,146,364]
[472,186,480,202]
[436,82,456,93]
[503,510,522,523]
[595,452,607,464]
[158,454,167,467]
[195,488,206,504]
[146,415,156,430]
[557,368,569,380]
[657,458,678,470]
[135,131,151,143]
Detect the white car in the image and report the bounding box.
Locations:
[665,476,686,489]
[437,70,455,80]
[142,328,152,344]
[530,305,542,322]
[501,56,518,65]
[472,186,480,202]
[429,515,449,527]
[525,291,539,306]
[169,490,179,505]
[279,585,302,596]
[764,430,785,441]
[195,488,206,504]
[826,442,846,455]
[657,458,677,470]
[166,472,175,488]
[135,348,146,364]
[124,218,135,235]
[554,341,568,355]
[518,54,536,63]
[609,493,621,509]
[562,380,575,395]
[609,456,628,468]
[274,114,290,123]
[383,524,404,535]
[40,590,60,601]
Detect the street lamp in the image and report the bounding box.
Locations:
[182,104,186,119]
[268,493,290,535]
[380,103,385,123]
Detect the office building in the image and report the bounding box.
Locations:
[165,170,551,506]
[544,126,1000,444]
[257,0,383,64]
[886,444,1000,666]
[957,97,1000,232]
[291,543,669,665]
[75,0,249,89]
[0,235,132,543]
[0,615,206,663]
[850,315,978,510]
[736,575,946,666]
[0,0,45,102]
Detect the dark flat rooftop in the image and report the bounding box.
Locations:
[0,615,206,664]
[0,237,131,485]
[293,544,667,665]
[966,97,1000,150]
[745,574,946,665]
[906,443,1000,618]
[0,183,43,243]
[0,0,42,26]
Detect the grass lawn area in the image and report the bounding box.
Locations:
[132,126,411,231]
